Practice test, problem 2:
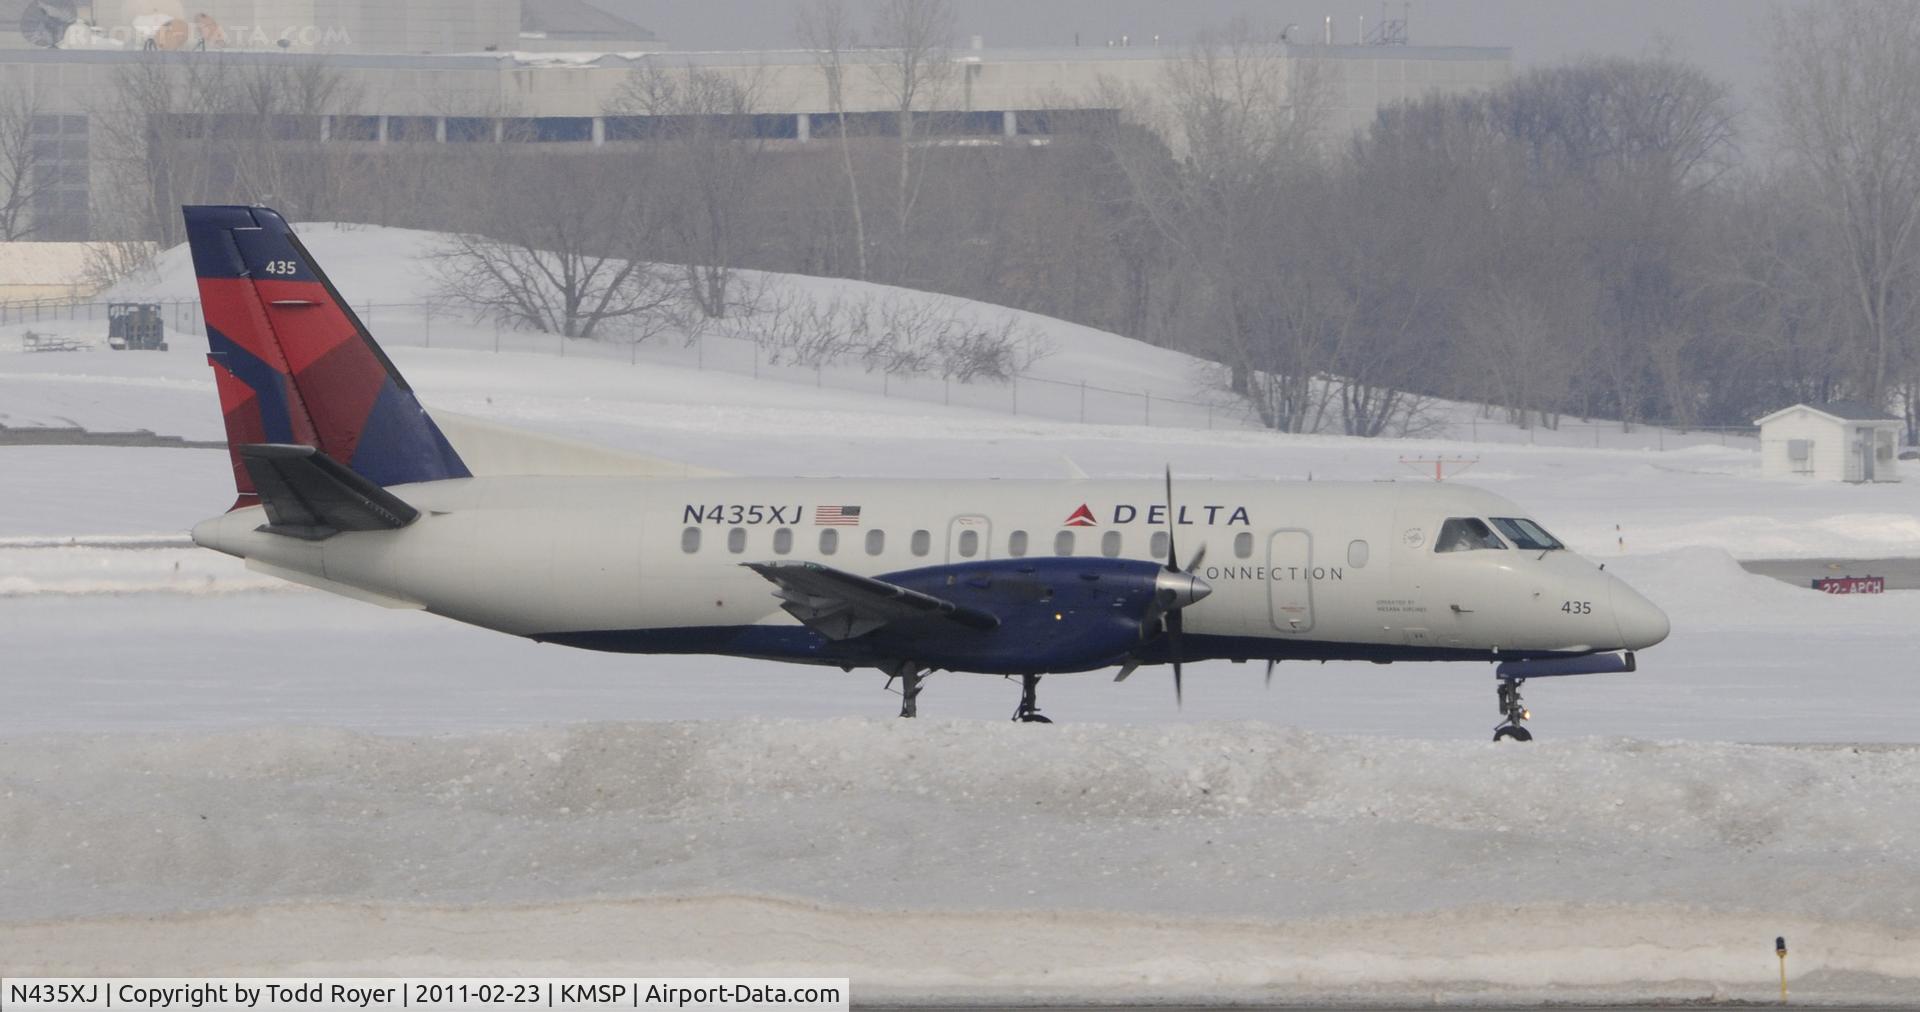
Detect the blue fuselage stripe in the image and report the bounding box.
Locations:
[528,626,1542,670]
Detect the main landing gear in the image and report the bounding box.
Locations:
[1493,677,1532,742]
[889,664,927,718]
[1012,673,1052,723]
[885,668,1054,723]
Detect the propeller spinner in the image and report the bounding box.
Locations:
[1159,466,1212,704]
[1113,468,1214,700]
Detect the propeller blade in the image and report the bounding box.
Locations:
[1162,465,1179,573]
[1265,659,1276,689]
[1167,608,1185,707]
[1114,660,1140,683]
[1186,543,1207,574]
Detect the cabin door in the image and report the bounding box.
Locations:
[1266,530,1315,633]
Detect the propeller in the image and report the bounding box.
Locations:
[1157,466,1213,706]
[1116,468,1213,700]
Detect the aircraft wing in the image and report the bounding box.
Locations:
[743,561,1000,641]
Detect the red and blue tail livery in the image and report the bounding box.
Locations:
[184,205,468,507]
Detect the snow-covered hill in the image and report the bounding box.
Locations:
[12,222,1758,449]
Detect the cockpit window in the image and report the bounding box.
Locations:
[1435,517,1507,553]
[1491,517,1564,552]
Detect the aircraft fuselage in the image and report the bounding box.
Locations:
[193,475,1670,674]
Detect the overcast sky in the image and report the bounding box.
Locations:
[603,0,1777,104]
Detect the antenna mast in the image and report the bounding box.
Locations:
[1366,1,1411,45]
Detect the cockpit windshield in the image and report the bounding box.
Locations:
[1435,517,1507,553]
[1490,517,1565,552]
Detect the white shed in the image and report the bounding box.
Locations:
[1754,402,1902,483]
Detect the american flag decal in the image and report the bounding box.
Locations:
[815,505,862,526]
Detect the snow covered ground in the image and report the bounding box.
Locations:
[5,722,1917,1004]
[2,225,1918,1002]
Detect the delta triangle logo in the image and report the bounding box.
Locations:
[1063,503,1097,527]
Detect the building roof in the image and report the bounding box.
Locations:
[0,38,1505,71]
[1809,400,1898,422]
[521,0,655,42]
[0,241,101,287]
[1755,400,1901,426]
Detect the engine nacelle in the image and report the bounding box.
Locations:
[873,558,1178,674]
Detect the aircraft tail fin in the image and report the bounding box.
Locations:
[184,205,469,509]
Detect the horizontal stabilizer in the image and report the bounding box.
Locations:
[1496,651,1636,679]
[239,444,420,540]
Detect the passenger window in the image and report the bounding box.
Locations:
[1234,532,1253,559]
[1490,517,1564,552]
[773,528,792,555]
[1008,530,1029,556]
[681,527,702,554]
[819,528,839,555]
[1101,530,1122,558]
[911,529,930,556]
[866,529,885,555]
[1054,530,1075,556]
[727,527,747,554]
[1435,517,1507,553]
[1348,539,1369,568]
[957,529,979,558]
[1150,531,1169,559]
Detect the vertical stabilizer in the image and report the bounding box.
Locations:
[184,205,469,508]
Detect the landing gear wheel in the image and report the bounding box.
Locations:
[1493,677,1533,742]
[1012,673,1051,724]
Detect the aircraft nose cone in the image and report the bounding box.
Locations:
[1610,577,1670,650]
[1156,569,1213,609]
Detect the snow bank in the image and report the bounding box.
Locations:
[2,721,1915,1002]
[0,544,273,597]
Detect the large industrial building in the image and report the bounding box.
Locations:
[0,0,1509,242]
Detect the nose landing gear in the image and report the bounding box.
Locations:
[1493,677,1532,742]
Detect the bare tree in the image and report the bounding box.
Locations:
[866,0,955,279]
[750,287,1048,379]
[219,58,365,222]
[1110,21,1335,431]
[610,60,770,318]
[0,83,49,240]
[428,154,677,341]
[797,0,869,280]
[1770,0,1920,414]
[90,53,367,244]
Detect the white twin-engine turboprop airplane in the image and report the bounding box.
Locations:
[184,206,1669,739]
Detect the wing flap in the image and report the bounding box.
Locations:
[744,561,999,641]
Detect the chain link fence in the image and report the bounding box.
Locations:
[3,296,1760,451]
